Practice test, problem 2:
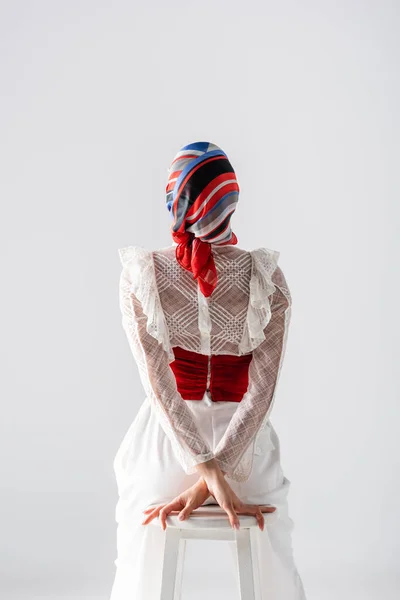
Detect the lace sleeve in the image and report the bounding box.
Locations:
[213,265,292,482]
[118,251,214,474]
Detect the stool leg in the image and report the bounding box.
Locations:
[235,529,256,600]
[160,528,181,600]
[250,528,262,600]
[174,539,186,600]
[228,541,241,589]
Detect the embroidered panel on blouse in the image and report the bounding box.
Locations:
[153,245,253,356]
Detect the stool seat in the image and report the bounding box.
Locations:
[150,504,277,599]
[150,504,277,530]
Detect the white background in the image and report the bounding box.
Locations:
[1,1,399,599]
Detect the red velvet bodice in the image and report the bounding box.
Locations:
[169,346,253,402]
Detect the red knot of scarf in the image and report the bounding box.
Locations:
[172,231,218,298]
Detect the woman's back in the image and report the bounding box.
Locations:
[154,244,252,356]
[119,242,284,362]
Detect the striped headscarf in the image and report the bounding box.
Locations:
[166,141,239,297]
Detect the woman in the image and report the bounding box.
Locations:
[111,141,306,599]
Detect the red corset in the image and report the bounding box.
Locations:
[169,346,253,402]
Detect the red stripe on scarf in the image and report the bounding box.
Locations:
[172,155,225,224]
[185,172,239,222]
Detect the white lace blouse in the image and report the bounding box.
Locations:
[118,243,292,482]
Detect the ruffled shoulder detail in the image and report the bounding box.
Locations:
[118,245,142,267]
[118,245,174,362]
[238,247,280,354]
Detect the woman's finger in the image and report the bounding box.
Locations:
[236,504,276,515]
[234,503,275,530]
[223,504,240,530]
[141,505,165,525]
[159,499,182,530]
[260,505,276,513]
[255,508,265,531]
[238,504,265,529]
[178,500,197,521]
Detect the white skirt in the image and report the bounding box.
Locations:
[110,393,307,600]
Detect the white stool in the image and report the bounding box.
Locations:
[150,505,277,600]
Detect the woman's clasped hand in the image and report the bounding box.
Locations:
[141,458,275,531]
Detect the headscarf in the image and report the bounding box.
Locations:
[166,141,239,297]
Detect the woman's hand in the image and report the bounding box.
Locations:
[195,458,276,531]
[141,478,211,530]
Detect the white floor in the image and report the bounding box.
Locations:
[4,571,399,600]
[3,541,399,600]
[3,582,400,600]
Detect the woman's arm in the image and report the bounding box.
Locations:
[119,264,214,473]
[212,266,292,480]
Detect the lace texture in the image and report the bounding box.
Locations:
[118,246,175,362]
[118,243,291,481]
[213,267,292,481]
[118,251,214,474]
